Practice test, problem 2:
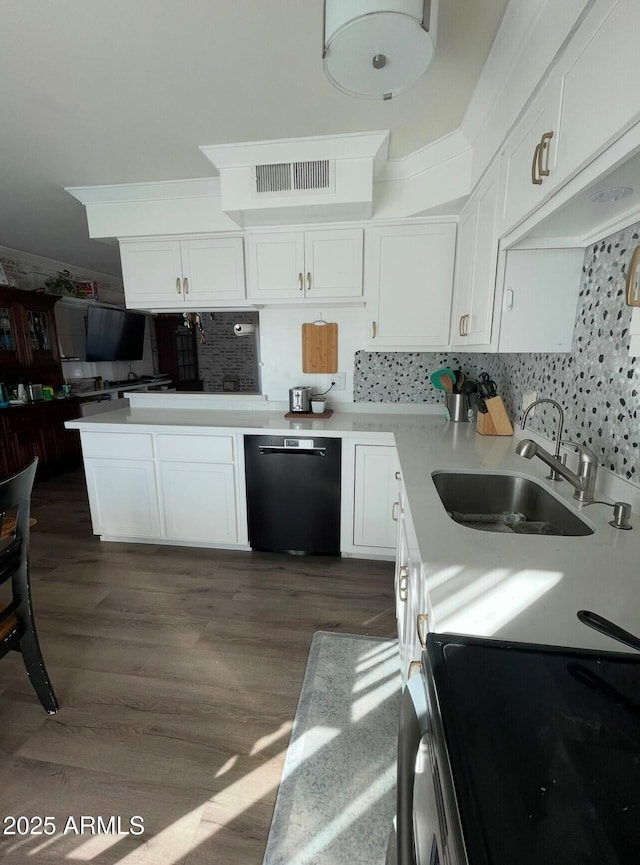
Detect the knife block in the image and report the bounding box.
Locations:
[476,396,513,436]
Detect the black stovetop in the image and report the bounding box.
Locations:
[427,633,640,865]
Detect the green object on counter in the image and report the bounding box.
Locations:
[430,367,456,390]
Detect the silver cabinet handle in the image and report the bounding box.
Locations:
[531,140,542,185]
[306,272,311,291]
[416,613,429,649]
[183,277,189,295]
[399,566,409,602]
[176,277,181,295]
[459,313,470,337]
[371,321,377,339]
[298,272,303,291]
[538,130,554,178]
[459,315,465,337]
[392,501,400,522]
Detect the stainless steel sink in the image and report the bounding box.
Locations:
[432,471,594,536]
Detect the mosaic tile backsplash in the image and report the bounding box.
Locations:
[354,221,640,482]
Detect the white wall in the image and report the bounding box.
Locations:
[258,306,367,403]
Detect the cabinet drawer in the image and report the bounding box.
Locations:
[81,431,154,459]
[155,433,234,463]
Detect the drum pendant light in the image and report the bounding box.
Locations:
[322,0,435,100]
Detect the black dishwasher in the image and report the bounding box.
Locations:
[244,435,341,555]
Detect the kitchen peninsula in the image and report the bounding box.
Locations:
[67,394,640,657]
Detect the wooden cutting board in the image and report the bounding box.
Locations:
[301,322,338,373]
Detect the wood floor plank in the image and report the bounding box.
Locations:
[0,467,397,864]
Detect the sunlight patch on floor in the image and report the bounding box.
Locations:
[250,721,293,756]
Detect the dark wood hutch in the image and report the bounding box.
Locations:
[0,285,81,478]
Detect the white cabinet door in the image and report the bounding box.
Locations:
[451,160,501,349]
[403,559,427,684]
[120,237,246,310]
[557,0,640,180]
[304,229,363,299]
[160,461,238,544]
[394,490,428,685]
[497,247,583,352]
[352,445,401,550]
[500,75,563,233]
[395,510,410,672]
[246,229,363,302]
[450,203,477,345]
[368,223,457,347]
[84,458,161,538]
[180,237,246,303]
[246,232,305,301]
[120,240,184,308]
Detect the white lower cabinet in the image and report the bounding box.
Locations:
[341,440,400,558]
[81,430,245,546]
[159,461,237,544]
[352,445,401,550]
[84,458,161,538]
[395,484,428,685]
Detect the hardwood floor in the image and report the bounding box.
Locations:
[0,468,397,864]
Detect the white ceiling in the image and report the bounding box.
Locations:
[0,0,508,277]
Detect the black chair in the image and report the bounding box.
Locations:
[0,459,58,714]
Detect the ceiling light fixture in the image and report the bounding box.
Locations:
[322,0,436,101]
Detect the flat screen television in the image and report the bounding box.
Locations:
[85,306,146,362]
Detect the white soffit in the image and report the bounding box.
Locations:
[200,131,390,226]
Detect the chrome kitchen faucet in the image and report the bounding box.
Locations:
[520,398,565,481]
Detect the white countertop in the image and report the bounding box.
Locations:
[67,404,640,654]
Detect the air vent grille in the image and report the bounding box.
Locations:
[255,163,292,194]
[293,160,330,190]
[253,160,333,197]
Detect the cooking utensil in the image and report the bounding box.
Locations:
[577,609,640,652]
[478,372,497,398]
[452,370,464,392]
[429,367,456,391]
[473,392,488,413]
[439,373,454,393]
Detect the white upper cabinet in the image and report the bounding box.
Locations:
[120,236,246,310]
[246,228,363,302]
[555,0,640,181]
[367,223,457,348]
[497,247,583,352]
[500,0,640,239]
[500,75,563,234]
[451,159,501,349]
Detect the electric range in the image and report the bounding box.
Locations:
[387,633,640,865]
[399,632,640,865]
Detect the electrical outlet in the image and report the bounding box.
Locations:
[329,371,346,391]
[522,389,538,416]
